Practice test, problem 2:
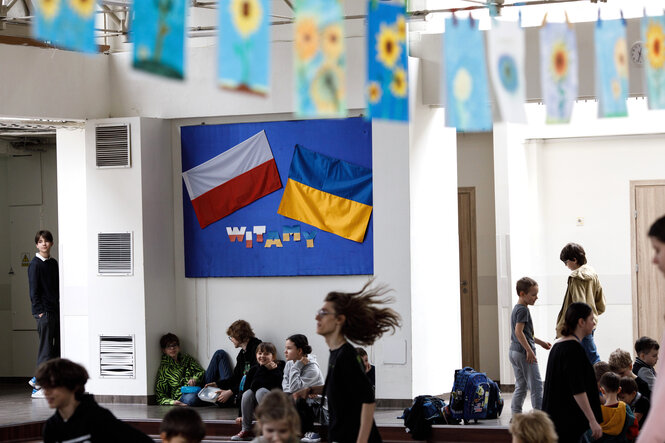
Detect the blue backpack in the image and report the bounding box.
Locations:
[449,367,491,423]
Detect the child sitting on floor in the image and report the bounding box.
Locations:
[609,349,651,400]
[618,376,650,430]
[509,409,558,443]
[232,342,285,441]
[585,372,638,442]
[633,336,659,393]
[160,408,206,443]
[252,389,301,443]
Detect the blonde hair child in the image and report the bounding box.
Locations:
[251,390,301,443]
[509,409,558,443]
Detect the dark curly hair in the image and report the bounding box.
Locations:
[227,320,255,344]
[287,334,312,355]
[35,358,88,399]
[325,279,402,346]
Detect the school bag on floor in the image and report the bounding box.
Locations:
[400,395,458,440]
[485,379,504,419]
[449,367,492,423]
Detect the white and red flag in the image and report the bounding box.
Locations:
[182,130,282,229]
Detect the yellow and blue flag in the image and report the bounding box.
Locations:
[278,145,372,243]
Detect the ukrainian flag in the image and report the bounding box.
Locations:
[277,145,373,243]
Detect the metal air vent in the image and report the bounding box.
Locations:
[100,335,135,378]
[98,232,133,275]
[96,124,131,168]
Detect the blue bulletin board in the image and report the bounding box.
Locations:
[181,117,374,277]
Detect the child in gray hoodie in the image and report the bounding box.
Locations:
[282,334,324,443]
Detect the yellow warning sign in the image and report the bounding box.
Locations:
[21,254,30,267]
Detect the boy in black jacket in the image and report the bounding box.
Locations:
[37,358,153,443]
[28,230,60,398]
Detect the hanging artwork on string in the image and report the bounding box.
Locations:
[293,0,346,117]
[540,22,578,124]
[487,19,526,123]
[366,0,408,122]
[132,0,187,80]
[443,16,492,132]
[595,18,628,118]
[642,14,665,110]
[33,0,97,53]
[218,0,271,95]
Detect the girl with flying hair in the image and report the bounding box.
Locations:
[294,279,401,443]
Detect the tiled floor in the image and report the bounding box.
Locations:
[0,381,520,429]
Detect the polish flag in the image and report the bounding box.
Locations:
[182,131,282,229]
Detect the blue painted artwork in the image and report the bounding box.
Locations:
[33,0,97,53]
[366,1,408,122]
[539,23,578,124]
[218,0,271,95]
[642,15,665,109]
[294,0,346,117]
[443,17,492,132]
[132,0,187,80]
[595,19,628,118]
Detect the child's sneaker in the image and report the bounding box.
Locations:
[301,432,321,443]
[230,430,254,441]
[31,388,45,399]
[28,376,40,389]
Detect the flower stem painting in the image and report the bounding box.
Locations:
[366,0,408,122]
[219,0,271,95]
[642,15,665,110]
[443,17,492,132]
[540,22,578,124]
[595,19,628,118]
[132,0,187,80]
[294,0,346,118]
[33,0,97,53]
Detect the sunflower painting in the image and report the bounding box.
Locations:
[219,0,271,95]
[487,19,526,123]
[33,0,96,53]
[539,22,578,124]
[642,15,665,110]
[366,0,408,122]
[132,0,187,80]
[443,16,492,132]
[294,0,346,117]
[594,18,628,118]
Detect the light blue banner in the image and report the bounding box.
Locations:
[218,0,271,95]
[540,23,578,124]
[33,0,97,53]
[642,15,665,110]
[132,0,187,80]
[366,1,408,122]
[595,19,628,118]
[443,17,492,132]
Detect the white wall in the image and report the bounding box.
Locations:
[409,58,462,396]
[0,152,11,375]
[0,45,109,120]
[495,100,665,382]
[457,132,499,381]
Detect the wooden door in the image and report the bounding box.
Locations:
[458,187,479,369]
[631,181,665,353]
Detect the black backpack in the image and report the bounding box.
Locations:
[401,395,457,440]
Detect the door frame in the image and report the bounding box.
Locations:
[630,179,665,343]
[458,186,479,369]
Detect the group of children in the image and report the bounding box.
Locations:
[508,242,660,442]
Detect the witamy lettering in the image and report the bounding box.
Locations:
[226,225,317,248]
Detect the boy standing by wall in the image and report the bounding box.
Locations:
[28,230,60,398]
[509,277,551,415]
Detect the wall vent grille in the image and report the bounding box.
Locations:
[98,232,133,275]
[99,335,135,378]
[96,124,131,168]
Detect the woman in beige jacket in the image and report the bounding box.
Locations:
[556,243,606,364]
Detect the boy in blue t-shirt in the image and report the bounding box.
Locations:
[509,277,552,414]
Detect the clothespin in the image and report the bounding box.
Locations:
[518,10,522,27]
[565,11,572,29]
[596,8,601,28]
[470,13,476,28]
[452,10,458,26]
[540,11,548,27]
[620,10,626,26]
